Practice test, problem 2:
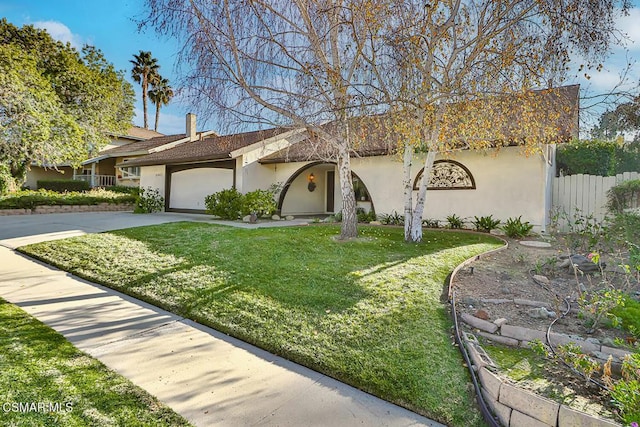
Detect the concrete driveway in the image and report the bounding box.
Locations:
[0,212,443,427]
[0,211,217,249]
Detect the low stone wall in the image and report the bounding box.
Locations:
[461,324,627,427]
[0,203,134,216]
[460,313,632,368]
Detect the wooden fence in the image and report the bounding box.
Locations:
[551,171,639,230]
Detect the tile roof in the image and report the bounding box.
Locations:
[100,134,187,157]
[120,84,580,167]
[125,126,165,139]
[122,128,288,166]
[260,85,580,163]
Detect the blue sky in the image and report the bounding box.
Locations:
[1,1,639,136]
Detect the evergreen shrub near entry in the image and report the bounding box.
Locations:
[205,188,278,219]
[205,188,244,219]
[241,189,277,217]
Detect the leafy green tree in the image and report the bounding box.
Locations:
[148,77,174,132]
[0,19,134,185]
[592,97,640,141]
[130,50,160,129]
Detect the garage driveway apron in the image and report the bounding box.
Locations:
[0,212,443,427]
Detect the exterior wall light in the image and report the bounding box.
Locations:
[307,173,316,192]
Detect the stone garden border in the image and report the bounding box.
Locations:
[448,238,629,427]
[0,203,134,215]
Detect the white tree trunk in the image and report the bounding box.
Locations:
[337,144,358,239]
[402,142,414,241]
[409,150,436,242]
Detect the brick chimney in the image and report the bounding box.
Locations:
[186,113,197,141]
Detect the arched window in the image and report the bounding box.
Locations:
[413,160,476,190]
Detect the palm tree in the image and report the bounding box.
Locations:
[148,77,174,132]
[130,51,159,129]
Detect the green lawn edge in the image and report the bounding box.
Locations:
[0,298,192,427]
[19,223,503,426]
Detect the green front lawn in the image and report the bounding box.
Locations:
[0,299,191,427]
[21,223,502,426]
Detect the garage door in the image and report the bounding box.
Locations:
[169,168,234,210]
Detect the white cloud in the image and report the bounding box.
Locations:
[33,20,83,49]
[585,68,627,91]
[616,7,640,51]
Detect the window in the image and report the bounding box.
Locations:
[120,166,140,179]
[413,160,475,190]
[353,176,370,201]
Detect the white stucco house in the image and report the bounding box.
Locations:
[124,85,580,232]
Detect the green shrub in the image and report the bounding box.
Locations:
[133,187,164,213]
[379,211,404,225]
[104,185,140,196]
[356,207,377,223]
[557,139,616,176]
[0,164,14,196]
[557,139,640,176]
[472,215,501,233]
[0,189,135,209]
[614,142,640,174]
[610,296,640,337]
[446,214,464,229]
[422,218,440,228]
[609,353,640,424]
[37,179,90,192]
[242,189,277,217]
[205,188,244,219]
[607,179,640,213]
[502,216,534,238]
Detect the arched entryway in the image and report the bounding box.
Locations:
[277,162,374,216]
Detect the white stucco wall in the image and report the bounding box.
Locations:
[280,164,335,215]
[350,147,549,229]
[243,146,550,229]
[139,165,166,197]
[239,160,277,193]
[169,168,234,210]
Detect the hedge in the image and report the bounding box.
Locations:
[37,179,90,192]
[557,139,640,176]
[0,189,136,210]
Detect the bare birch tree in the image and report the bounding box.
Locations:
[142,0,385,239]
[367,0,630,242]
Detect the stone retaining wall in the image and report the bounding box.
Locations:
[460,313,632,368]
[461,324,626,427]
[0,203,134,215]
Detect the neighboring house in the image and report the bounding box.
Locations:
[129,85,579,232]
[76,126,171,188]
[24,126,164,189]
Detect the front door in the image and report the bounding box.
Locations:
[326,170,335,213]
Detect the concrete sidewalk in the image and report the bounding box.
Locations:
[0,212,443,427]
